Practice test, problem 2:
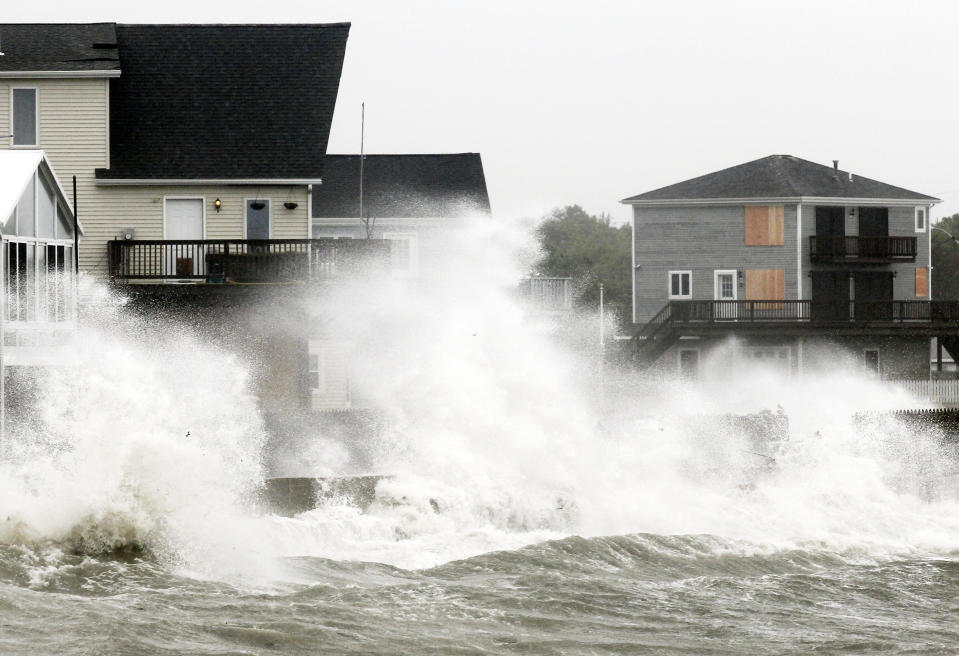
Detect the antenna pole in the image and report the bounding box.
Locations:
[359,102,365,226]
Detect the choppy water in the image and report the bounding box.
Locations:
[2,222,958,654]
[1,534,957,655]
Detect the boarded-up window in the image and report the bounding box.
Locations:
[745,269,785,309]
[744,206,785,246]
[916,267,928,297]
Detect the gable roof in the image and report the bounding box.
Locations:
[0,150,80,234]
[0,23,120,74]
[623,155,940,204]
[312,154,492,218]
[95,23,350,181]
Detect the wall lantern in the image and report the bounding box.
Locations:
[214,198,222,212]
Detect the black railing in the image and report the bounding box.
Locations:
[664,300,959,323]
[809,235,917,262]
[108,239,390,283]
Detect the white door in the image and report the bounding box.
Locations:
[713,269,737,319]
[164,199,204,277]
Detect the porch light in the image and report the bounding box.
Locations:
[214,198,221,212]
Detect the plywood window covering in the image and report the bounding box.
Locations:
[744,206,785,246]
[745,269,785,310]
[916,267,928,297]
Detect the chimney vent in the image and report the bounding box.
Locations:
[833,160,839,172]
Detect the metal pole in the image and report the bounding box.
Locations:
[599,283,605,349]
[359,102,365,227]
[599,283,605,407]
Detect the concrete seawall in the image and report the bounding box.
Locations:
[261,476,387,516]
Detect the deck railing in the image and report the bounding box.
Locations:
[809,235,917,262]
[519,277,573,311]
[664,300,959,324]
[895,379,959,405]
[108,239,390,283]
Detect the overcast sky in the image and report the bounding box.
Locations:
[9,0,959,223]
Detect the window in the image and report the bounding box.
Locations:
[864,349,880,375]
[679,349,699,379]
[668,270,691,299]
[915,207,927,232]
[308,352,324,391]
[11,88,38,146]
[382,232,418,277]
[744,205,785,246]
[743,346,791,371]
[38,173,56,238]
[714,269,736,300]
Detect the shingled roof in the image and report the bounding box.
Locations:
[623,155,940,203]
[96,23,349,181]
[312,154,492,218]
[0,23,120,73]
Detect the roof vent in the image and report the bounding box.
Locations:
[832,159,839,181]
[849,172,853,182]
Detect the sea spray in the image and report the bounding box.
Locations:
[0,218,957,581]
[0,280,269,578]
[260,215,959,570]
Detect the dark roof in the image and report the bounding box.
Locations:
[623,155,940,203]
[96,23,349,180]
[0,23,119,72]
[312,154,492,218]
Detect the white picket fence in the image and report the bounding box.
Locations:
[895,379,959,405]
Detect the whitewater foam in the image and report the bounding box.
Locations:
[0,219,957,584]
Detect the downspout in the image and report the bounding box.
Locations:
[307,183,313,238]
[796,203,803,300]
[72,176,78,273]
[928,203,933,300]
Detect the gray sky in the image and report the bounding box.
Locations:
[9,0,959,222]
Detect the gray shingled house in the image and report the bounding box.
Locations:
[623,155,952,379]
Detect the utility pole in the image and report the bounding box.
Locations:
[359,102,364,222]
[599,283,606,407]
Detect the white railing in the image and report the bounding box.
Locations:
[895,379,959,405]
[520,277,572,311]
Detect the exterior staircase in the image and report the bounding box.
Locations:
[633,302,682,366]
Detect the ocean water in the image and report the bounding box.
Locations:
[1,222,958,654]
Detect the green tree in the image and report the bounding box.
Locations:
[932,213,959,299]
[534,205,632,324]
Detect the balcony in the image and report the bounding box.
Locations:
[809,235,917,263]
[108,239,390,284]
[667,299,959,323]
